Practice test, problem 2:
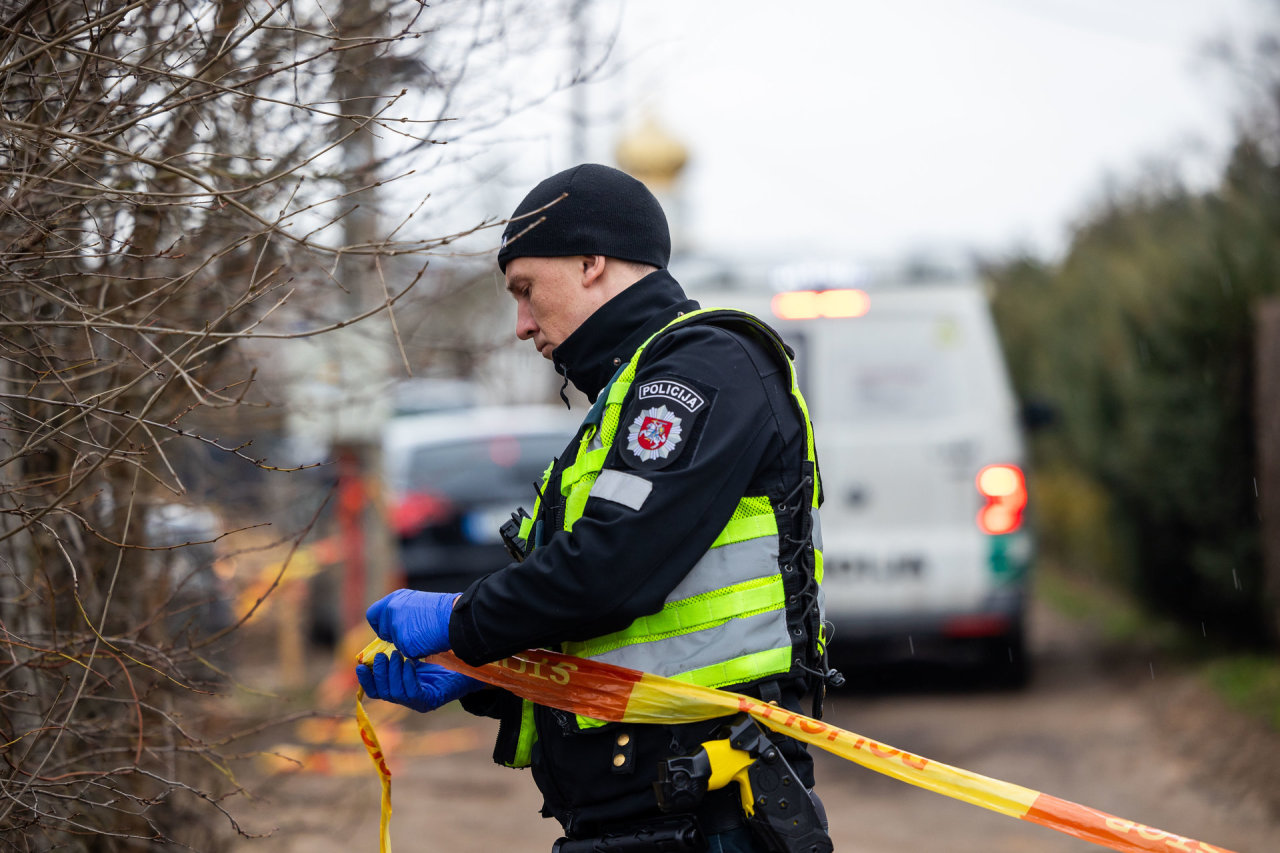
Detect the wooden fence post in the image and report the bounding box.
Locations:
[1257,297,1280,642]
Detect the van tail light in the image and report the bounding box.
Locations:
[976,464,1027,535]
[392,491,452,537]
[943,613,1012,639]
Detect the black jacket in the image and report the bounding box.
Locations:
[449,270,819,836]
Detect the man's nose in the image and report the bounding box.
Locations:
[515,302,537,341]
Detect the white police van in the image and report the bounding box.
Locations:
[679,259,1035,684]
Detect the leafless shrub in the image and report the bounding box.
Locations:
[0,0,598,848]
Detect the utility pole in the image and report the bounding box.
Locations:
[329,0,396,649]
[569,0,589,164]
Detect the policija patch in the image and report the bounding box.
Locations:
[619,374,714,470]
[637,379,705,412]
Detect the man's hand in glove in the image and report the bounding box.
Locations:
[365,589,458,659]
[356,651,483,713]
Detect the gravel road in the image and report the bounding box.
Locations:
[227,600,1278,853]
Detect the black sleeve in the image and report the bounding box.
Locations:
[449,324,789,666]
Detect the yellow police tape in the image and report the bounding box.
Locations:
[354,683,394,853]
[356,640,1238,853]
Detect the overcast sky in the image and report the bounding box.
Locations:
[475,0,1266,266]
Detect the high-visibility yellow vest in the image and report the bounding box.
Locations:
[508,308,823,759]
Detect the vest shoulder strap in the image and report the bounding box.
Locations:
[650,307,796,368]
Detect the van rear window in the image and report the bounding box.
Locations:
[820,316,964,422]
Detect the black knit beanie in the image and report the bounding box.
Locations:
[497,164,670,272]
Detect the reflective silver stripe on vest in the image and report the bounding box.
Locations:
[588,469,652,511]
[584,608,791,679]
[665,537,779,602]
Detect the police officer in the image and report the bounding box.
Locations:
[357,164,831,852]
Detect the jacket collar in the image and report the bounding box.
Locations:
[552,269,699,402]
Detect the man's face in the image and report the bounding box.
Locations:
[505,256,600,360]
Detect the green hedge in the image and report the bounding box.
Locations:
[986,141,1278,644]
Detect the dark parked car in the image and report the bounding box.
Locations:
[383,405,579,592]
[145,503,233,661]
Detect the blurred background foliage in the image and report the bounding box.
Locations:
[985,14,1280,647]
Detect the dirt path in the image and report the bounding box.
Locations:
[225,601,1278,852]
[808,601,1278,852]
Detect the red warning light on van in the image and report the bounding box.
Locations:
[976,464,1027,535]
[771,289,870,320]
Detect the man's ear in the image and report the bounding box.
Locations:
[580,254,607,287]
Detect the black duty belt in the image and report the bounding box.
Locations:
[551,814,704,853]
[554,790,743,852]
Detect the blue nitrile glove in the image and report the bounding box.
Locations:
[365,589,459,659]
[356,652,483,713]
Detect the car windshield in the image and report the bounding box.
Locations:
[402,433,568,502]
